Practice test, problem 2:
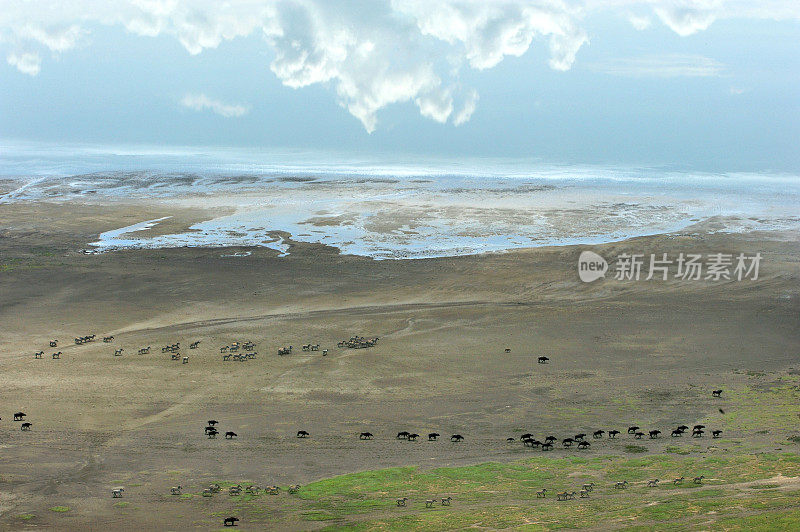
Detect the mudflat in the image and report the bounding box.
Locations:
[1,201,799,529]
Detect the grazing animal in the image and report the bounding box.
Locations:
[608,430,620,439]
[112,487,125,498]
[450,434,464,442]
[694,476,705,484]
[114,349,124,356]
[541,442,553,451]
[322,349,328,356]
[103,336,114,343]
[428,432,440,441]
[556,491,568,501]
[574,433,586,441]
[34,351,43,359]
[536,488,547,498]
[677,425,689,431]
[359,432,374,440]
[50,340,58,347]
[577,441,590,449]
[593,430,605,439]
[615,481,628,489]
[52,352,61,359]
[694,424,705,430]
[425,499,435,508]
[649,430,661,439]
[562,438,574,448]
[582,483,594,492]
[408,433,420,441]
[207,429,218,438]
[441,496,452,505]
[580,489,590,498]
[14,412,26,421]
[182,356,188,364]
[208,420,218,426]
[520,433,532,439]
[627,426,639,434]
[692,429,704,438]
[712,430,722,438]
[545,435,557,443]
[288,485,301,494]
[397,431,410,440]
[297,430,309,438]
[225,431,237,439]
[171,486,182,495]
[507,437,515,442]
[21,422,32,431]
[396,497,408,507]
[673,477,685,485]
[634,432,644,439]
[190,341,200,349]
[223,354,231,361]
[712,389,722,397]
[537,356,549,364]
[229,485,242,495]
[504,348,511,353]
[672,429,683,437]
[202,488,213,497]
[223,517,239,526]
[647,479,659,487]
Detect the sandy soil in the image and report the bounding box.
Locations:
[0,201,798,530]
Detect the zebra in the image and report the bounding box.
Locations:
[396,497,408,507]
[171,486,182,495]
[441,496,452,506]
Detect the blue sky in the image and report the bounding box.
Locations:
[1,1,798,172]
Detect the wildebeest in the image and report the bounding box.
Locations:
[593,430,605,439]
[52,352,61,359]
[21,422,32,431]
[673,477,684,484]
[359,432,373,440]
[507,437,515,442]
[577,440,590,449]
[207,429,218,438]
[608,430,620,438]
[190,341,200,349]
[225,431,237,439]
[50,340,58,347]
[537,356,549,364]
[712,429,722,438]
[647,479,659,487]
[288,484,301,494]
[428,432,440,441]
[223,517,239,526]
[408,433,420,441]
[450,434,464,442]
[14,412,26,421]
[396,497,408,506]
[541,442,553,451]
[627,426,639,434]
[649,430,661,439]
[692,429,704,438]
[634,431,645,439]
[208,420,218,426]
[397,431,410,440]
[672,429,683,437]
[182,356,189,364]
[297,430,309,438]
[114,348,124,356]
[562,438,574,448]
[712,389,722,397]
[34,351,43,359]
[103,336,114,343]
[693,475,705,484]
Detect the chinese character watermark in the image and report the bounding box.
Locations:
[578,251,761,283]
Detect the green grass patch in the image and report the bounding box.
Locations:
[49,506,70,513]
[16,514,35,520]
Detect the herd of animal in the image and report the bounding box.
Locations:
[0,411,32,431]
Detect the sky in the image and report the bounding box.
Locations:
[0,0,799,172]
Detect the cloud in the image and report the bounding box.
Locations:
[0,1,797,130]
[180,93,250,117]
[627,13,652,30]
[7,51,41,75]
[590,54,725,77]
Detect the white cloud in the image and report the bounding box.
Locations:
[627,13,652,30]
[7,51,41,75]
[180,93,250,117]
[590,54,725,77]
[0,1,797,129]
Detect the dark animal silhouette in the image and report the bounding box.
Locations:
[408,433,419,441]
[692,429,704,438]
[541,442,553,451]
[671,429,683,437]
[223,517,239,526]
[207,429,218,438]
[608,430,620,438]
[359,432,373,440]
[694,424,705,430]
[537,356,549,364]
[634,432,644,439]
[562,438,574,448]
[428,432,440,441]
[297,430,309,438]
[593,430,604,439]
[397,431,410,440]
[712,389,722,397]
[208,420,218,426]
[205,426,216,434]
[627,426,639,434]
[574,433,586,440]
[649,430,661,439]
[225,431,237,439]
[544,435,557,443]
[21,422,32,431]
[14,412,26,421]
[577,440,590,449]
[712,430,722,438]
[507,437,515,442]
[450,434,464,442]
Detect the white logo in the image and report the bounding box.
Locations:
[578,250,608,282]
